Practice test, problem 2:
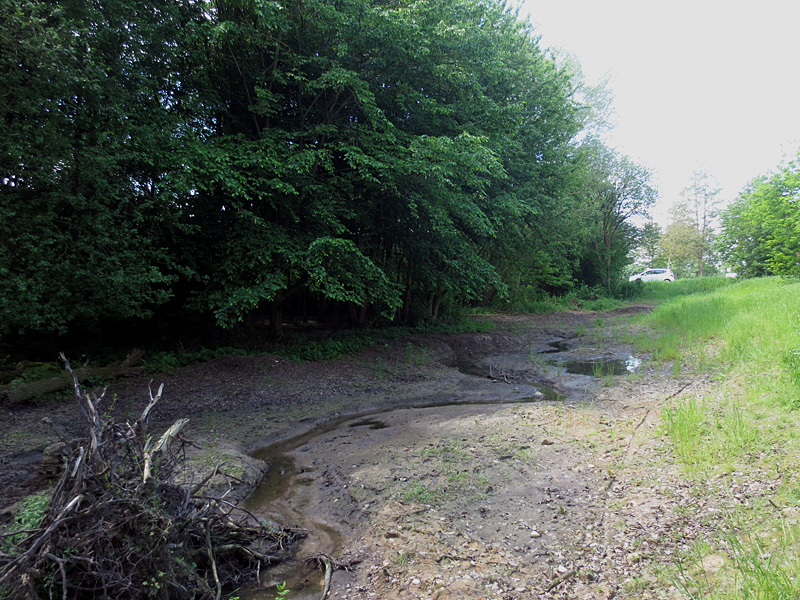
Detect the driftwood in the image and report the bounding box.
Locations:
[307,554,359,600]
[0,350,144,407]
[0,354,304,600]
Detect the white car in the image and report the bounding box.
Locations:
[629,268,675,282]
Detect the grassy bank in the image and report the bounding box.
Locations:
[635,277,800,598]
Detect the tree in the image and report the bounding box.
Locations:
[578,141,658,290]
[0,0,589,351]
[715,184,772,277]
[633,221,663,267]
[658,201,704,277]
[184,0,582,332]
[717,152,800,278]
[0,0,204,340]
[679,169,723,276]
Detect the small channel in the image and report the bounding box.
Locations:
[241,383,571,598]
[241,341,643,596]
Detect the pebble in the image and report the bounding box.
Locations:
[530,530,541,538]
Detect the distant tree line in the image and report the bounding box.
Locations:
[631,151,800,280]
[0,0,656,353]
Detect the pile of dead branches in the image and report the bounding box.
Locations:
[0,354,303,600]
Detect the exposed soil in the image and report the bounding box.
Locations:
[1,306,713,599]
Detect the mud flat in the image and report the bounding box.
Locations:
[2,306,705,599]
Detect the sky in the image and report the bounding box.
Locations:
[518,0,800,224]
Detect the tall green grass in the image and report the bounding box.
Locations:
[638,277,800,598]
[638,276,739,301]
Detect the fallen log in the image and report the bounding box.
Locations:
[0,350,144,407]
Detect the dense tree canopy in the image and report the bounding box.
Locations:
[0,0,655,352]
[717,152,800,278]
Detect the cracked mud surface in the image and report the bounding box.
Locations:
[1,306,710,599]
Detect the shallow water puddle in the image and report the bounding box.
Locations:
[560,355,641,376]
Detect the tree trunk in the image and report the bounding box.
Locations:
[348,302,369,328]
[431,294,443,320]
[269,299,283,341]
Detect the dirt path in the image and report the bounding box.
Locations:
[0,307,707,599]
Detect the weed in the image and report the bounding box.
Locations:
[401,482,438,505]
[275,580,290,599]
[395,551,412,567]
[661,397,706,465]
[1,493,50,550]
[637,278,800,598]
[603,371,615,387]
[371,356,397,379]
[144,351,180,375]
[576,323,586,337]
[277,321,494,363]
[674,530,800,599]
[405,342,430,366]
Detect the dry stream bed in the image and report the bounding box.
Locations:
[1,308,716,599]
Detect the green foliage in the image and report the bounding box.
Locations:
[0,0,655,353]
[144,347,249,375]
[0,0,198,339]
[1,493,50,550]
[401,482,439,505]
[305,238,402,319]
[717,150,800,279]
[275,580,290,600]
[637,276,737,301]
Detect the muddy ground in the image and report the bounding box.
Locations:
[0,307,715,599]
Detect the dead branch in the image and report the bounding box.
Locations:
[307,554,359,600]
[320,555,333,600]
[545,568,576,592]
[0,357,304,600]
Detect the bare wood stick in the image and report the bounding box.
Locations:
[144,418,188,483]
[319,555,333,600]
[206,521,222,600]
[545,568,576,592]
[191,465,223,497]
[44,553,68,600]
[140,381,165,429]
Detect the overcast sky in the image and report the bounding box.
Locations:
[518,0,800,224]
